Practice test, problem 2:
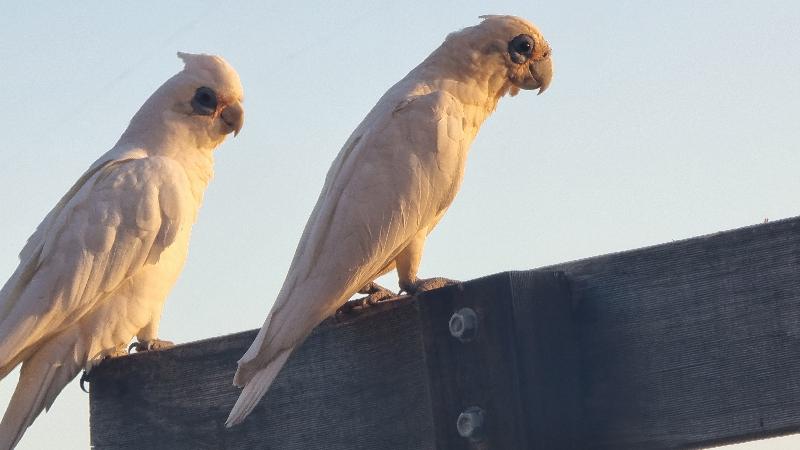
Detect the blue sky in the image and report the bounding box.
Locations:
[1,1,799,448]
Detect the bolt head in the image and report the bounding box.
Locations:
[449,307,478,342]
[457,406,486,440]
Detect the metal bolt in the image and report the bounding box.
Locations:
[457,406,486,441]
[449,307,478,342]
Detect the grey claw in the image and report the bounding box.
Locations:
[79,371,89,393]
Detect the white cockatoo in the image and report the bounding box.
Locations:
[0,52,244,449]
[226,15,552,426]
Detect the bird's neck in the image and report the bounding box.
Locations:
[412,51,513,135]
[117,118,217,204]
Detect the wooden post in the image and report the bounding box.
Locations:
[416,270,578,449]
[89,216,800,449]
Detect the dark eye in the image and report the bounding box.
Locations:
[508,34,535,64]
[192,86,218,115]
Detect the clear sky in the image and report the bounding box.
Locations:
[1,1,799,448]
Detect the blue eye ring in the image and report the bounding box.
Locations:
[192,86,217,115]
[508,34,535,64]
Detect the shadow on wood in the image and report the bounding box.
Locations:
[89,216,800,449]
[549,216,800,449]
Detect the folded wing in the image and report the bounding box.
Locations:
[0,155,187,375]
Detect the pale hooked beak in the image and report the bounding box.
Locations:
[529,56,553,95]
[220,101,244,136]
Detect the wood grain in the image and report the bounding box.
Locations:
[547,217,800,448]
[89,216,800,449]
[89,299,436,449]
[417,274,529,449]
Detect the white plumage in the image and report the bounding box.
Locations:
[0,52,244,449]
[227,15,552,426]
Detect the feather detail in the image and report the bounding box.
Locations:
[226,349,292,427]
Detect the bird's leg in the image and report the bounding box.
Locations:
[399,276,460,295]
[128,339,175,353]
[79,343,129,392]
[358,281,397,305]
[129,315,174,353]
[336,259,399,315]
[336,281,397,314]
[107,343,129,358]
[396,230,460,295]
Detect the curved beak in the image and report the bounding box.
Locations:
[529,56,553,95]
[221,101,244,137]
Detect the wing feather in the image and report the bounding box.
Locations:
[0,156,188,371]
[235,89,468,384]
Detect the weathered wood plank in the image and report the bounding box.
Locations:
[89,299,437,450]
[547,217,800,448]
[90,216,800,449]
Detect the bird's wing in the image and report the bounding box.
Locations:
[0,155,188,372]
[235,89,468,384]
[227,89,468,426]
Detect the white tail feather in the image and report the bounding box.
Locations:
[235,312,272,371]
[0,336,82,450]
[225,349,291,427]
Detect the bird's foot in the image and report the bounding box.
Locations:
[79,344,130,392]
[359,281,398,303]
[400,277,460,295]
[128,338,175,353]
[336,282,397,315]
[107,344,129,358]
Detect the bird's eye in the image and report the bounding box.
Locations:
[508,34,535,64]
[192,86,218,115]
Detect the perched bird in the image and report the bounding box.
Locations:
[227,15,552,426]
[0,52,244,449]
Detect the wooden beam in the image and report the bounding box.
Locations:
[547,217,800,448]
[88,216,800,449]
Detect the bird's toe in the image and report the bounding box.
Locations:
[401,277,460,295]
[129,338,175,353]
[336,283,399,315]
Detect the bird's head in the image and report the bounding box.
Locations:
[439,15,553,97]
[124,52,244,153]
[174,52,244,139]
